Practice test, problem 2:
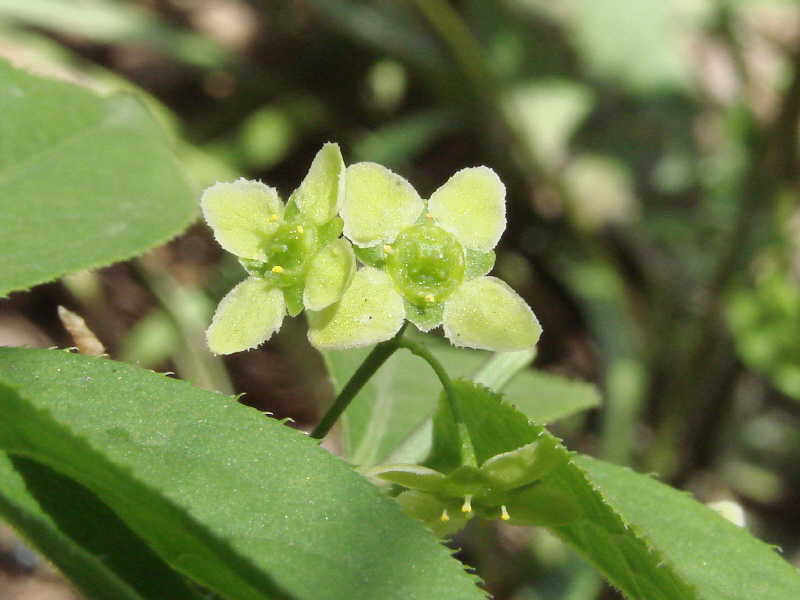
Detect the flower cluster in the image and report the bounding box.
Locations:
[365,435,579,536]
[202,143,542,354]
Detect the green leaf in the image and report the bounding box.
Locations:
[575,456,800,600]
[0,451,146,600]
[431,381,800,599]
[427,380,539,474]
[0,347,485,600]
[498,369,601,424]
[4,453,204,600]
[427,382,691,597]
[426,381,695,600]
[0,58,195,296]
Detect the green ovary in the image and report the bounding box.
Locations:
[241,219,317,287]
[386,223,465,306]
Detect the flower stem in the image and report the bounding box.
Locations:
[397,338,478,469]
[311,323,408,440]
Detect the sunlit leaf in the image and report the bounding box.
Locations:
[0,348,486,600]
[0,58,195,296]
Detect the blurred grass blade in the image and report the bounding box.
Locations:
[0,0,229,68]
[473,349,535,391]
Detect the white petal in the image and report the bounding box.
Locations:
[201,179,283,261]
[307,267,406,350]
[292,143,345,226]
[428,167,505,252]
[442,277,541,351]
[303,238,356,311]
[341,163,424,247]
[206,278,286,354]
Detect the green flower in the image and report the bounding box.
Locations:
[365,436,579,536]
[202,143,355,354]
[308,163,542,351]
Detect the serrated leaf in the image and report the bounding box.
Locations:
[575,456,800,600]
[0,58,195,296]
[0,347,486,600]
[428,380,800,599]
[426,380,539,474]
[429,382,692,598]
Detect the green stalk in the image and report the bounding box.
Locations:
[312,325,477,469]
[311,323,408,440]
[397,338,478,468]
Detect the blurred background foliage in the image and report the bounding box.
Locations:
[2,0,800,599]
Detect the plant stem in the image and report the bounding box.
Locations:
[397,338,478,468]
[311,323,408,440]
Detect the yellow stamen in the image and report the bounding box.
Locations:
[426,212,435,220]
[424,294,435,304]
[296,225,304,234]
[271,266,284,274]
[500,506,510,521]
[268,214,279,222]
[383,245,393,254]
[461,495,473,514]
[440,509,450,522]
